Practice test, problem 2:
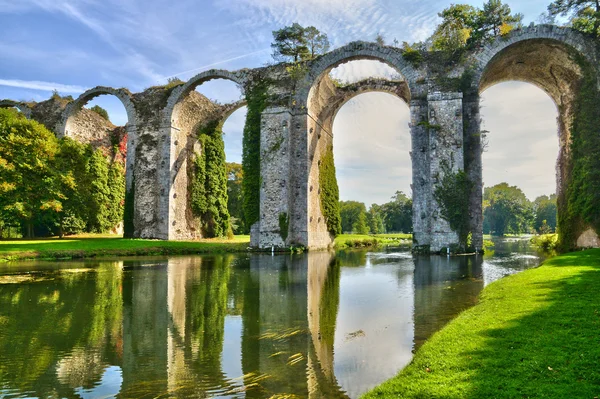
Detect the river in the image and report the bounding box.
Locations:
[0,237,545,398]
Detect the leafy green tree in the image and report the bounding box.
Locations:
[375,33,386,46]
[272,23,309,62]
[483,183,533,236]
[272,24,329,62]
[431,4,479,52]
[477,0,523,38]
[89,105,110,122]
[0,108,61,237]
[367,204,385,234]
[226,162,247,234]
[548,0,600,36]
[352,212,370,235]
[339,201,367,233]
[304,26,330,59]
[533,194,557,233]
[380,191,413,233]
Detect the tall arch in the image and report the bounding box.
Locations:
[274,44,421,249]
[160,70,248,240]
[465,25,600,248]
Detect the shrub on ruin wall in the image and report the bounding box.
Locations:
[433,162,473,250]
[242,81,268,228]
[319,145,342,236]
[190,120,231,238]
[558,53,600,251]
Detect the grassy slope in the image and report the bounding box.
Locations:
[362,249,600,398]
[0,235,250,261]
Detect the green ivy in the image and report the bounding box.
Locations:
[319,145,342,236]
[558,53,600,251]
[433,162,473,250]
[190,120,230,238]
[242,81,268,227]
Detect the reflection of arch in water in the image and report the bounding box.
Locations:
[161,70,247,240]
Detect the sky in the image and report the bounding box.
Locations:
[0,0,560,205]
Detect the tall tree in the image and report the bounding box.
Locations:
[339,201,367,233]
[431,4,479,51]
[0,109,61,237]
[271,23,309,62]
[483,183,533,236]
[533,194,557,233]
[304,26,330,59]
[549,0,600,36]
[381,191,413,233]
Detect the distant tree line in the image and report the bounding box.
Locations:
[339,191,413,235]
[483,182,557,236]
[0,108,125,238]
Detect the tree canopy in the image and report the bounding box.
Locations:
[548,0,600,36]
[272,23,329,62]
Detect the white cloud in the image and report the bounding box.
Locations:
[0,79,87,94]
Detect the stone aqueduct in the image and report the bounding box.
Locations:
[2,25,600,251]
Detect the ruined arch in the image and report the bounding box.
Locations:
[464,25,600,247]
[162,70,248,240]
[58,86,137,137]
[281,46,419,249]
[0,100,33,119]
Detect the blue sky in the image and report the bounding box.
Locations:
[0,0,559,205]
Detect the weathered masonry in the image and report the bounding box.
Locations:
[3,25,600,251]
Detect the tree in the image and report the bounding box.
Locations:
[478,0,523,38]
[380,191,413,233]
[272,23,309,62]
[548,0,600,36]
[431,4,478,52]
[483,183,533,236]
[367,204,385,234]
[339,201,367,233]
[0,109,62,238]
[375,33,386,46]
[90,105,110,122]
[352,212,370,235]
[226,162,246,234]
[533,194,557,233]
[304,26,330,59]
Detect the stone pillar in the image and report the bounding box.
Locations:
[256,107,292,249]
[427,92,464,252]
[463,95,483,250]
[132,123,170,239]
[410,99,431,249]
[287,111,310,248]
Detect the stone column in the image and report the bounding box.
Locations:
[463,95,484,251]
[256,107,292,249]
[427,92,464,252]
[410,99,431,249]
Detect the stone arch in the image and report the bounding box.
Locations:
[163,70,248,240]
[464,25,600,247]
[0,100,33,119]
[58,86,137,137]
[284,43,420,249]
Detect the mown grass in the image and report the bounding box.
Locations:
[362,249,600,398]
[334,233,412,249]
[0,235,251,261]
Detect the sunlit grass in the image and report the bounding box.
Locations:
[362,249,600,398]
[334,233,412,249]
[0,234,250,261]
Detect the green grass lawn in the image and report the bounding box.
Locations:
[0,234,251,261]
[334,233,412,249]
[362,249,600,398]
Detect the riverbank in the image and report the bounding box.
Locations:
[362,249,600,398]
[0,235,251,261]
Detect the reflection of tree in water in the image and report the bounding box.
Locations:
[185,255,232,391]
[335,250,367,267]
[0,262,123,398]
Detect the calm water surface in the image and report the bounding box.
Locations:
[0,238,544,398]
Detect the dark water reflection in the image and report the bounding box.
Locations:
[0,238,544,398]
